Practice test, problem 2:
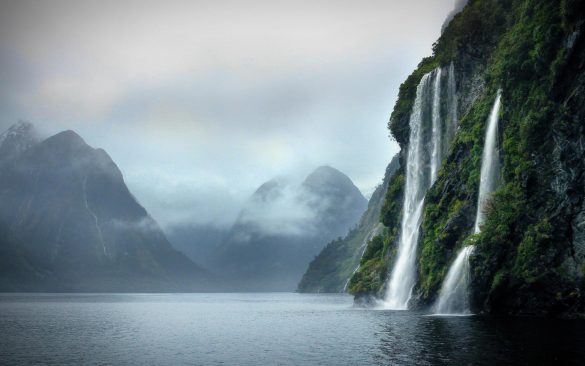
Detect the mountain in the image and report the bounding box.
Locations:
[350,0,585,317]
[0,121,38,161]
[166,224,227,269]
[0,124,210,291]
[298,155,400,293]
[214,166,367,291]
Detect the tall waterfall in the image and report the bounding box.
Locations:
[444,62,458,155]
[430,68,443,183]
[474,90,502,233]
[434,90,502,315]
[384,69,443,310]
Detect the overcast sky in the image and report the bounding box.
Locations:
[0,0,460,229]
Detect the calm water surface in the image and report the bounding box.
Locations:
[1,293,584,365]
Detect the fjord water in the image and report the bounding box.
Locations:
[435,91,502,315]
[1,293,585,366]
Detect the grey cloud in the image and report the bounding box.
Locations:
[0,0,457,229]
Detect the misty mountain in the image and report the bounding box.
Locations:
[0,122,210,291]
[213,166,367,291]
[298,154,400,293]
[167,224,227,268]
[0,121,38,161]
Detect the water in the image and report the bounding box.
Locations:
[1,293,585,366]
[385,70,441,310]
[434,246,475,314]
[474,90,502,233]
[444,62,458,156]
[430,68,443,183]
[435,91,502,315]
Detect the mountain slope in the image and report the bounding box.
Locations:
[214,166,367,291]
[0,125,209,291]
[350,0,585,317]
[298,155,399,293]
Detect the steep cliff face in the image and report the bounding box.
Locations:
[298,155,400,293]
[0,125,209,291]
[350,0,585,317]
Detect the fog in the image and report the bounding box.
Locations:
[0,0,460,230]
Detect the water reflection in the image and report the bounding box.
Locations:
[375,311,585,365]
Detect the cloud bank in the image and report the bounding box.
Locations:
[0,0,459,229]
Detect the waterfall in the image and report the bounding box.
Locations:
[434,246,475,314]
[434,91,502,315]
[430,68,443,183]
[444,62,458,155]
[474,90,502,233]
[384,72,434,310]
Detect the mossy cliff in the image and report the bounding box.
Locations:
[349,0,585,317]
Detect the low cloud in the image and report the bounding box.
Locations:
[238,180,322,237]
[0,0,456,230]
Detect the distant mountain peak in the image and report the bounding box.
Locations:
[0,121,39,160]
[303,165,365,201]
[46,129,88,148]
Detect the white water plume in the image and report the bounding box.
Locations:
[474,90,502,233]
[384,72,433,310]
[430,68,443,183]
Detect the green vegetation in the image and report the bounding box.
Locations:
[298,158,400,293]
[350,0,585,316]
[347,167,404,295]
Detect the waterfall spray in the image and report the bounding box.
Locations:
[434,245,475,314]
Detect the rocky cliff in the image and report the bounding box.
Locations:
[350,0,585,317]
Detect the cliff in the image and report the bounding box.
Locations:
[350,0,585,317]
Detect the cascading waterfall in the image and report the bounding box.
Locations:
[434,90,502,315]
[474,90,502,233]
[430,68,443,183]
[444,62,458,155]
[384,70,440,309]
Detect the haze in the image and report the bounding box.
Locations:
[0,0,458,230]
